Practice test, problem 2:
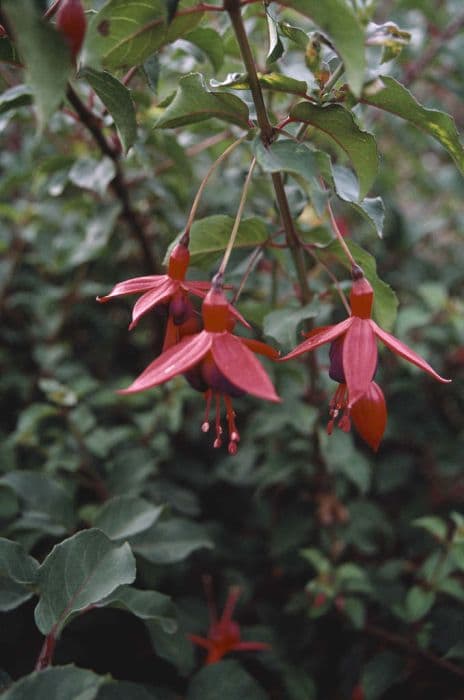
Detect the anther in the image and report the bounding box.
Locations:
[201,422,210,433]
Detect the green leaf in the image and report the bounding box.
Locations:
[0,484,19,521]
[131,517,213,564]
[213,72,307,97]
[263,302,319,351]
[361,651,405,700]
[290,102,378,199]
[187,214,268,269]
[362,76,464,174]
[413,516,448,541]
[2,0,71,130]
[0,84,33,115]
[0,666,106,700]
[100,584,177,633]
[279,0,365,96]
[318,239,398,330]
[184,28,224,72]
[254,139,323,189]
[68,157,116,197]
[154,73,249,130]
[330,165,384,237]
[148,620,195,676]
[187,660,268,700]
[79,68,137,153]
[67,203,122,268]
[266,12,284,64]
[34,528,136,635]
[0,576,34,612]
[0,538,38,584]
[0,37,21,64]
[279,22,309,50]
[405,585,435,622]
[97,682,162,700]
[343,597,365,629]
[94,496,164,541]
[84,0,203,70]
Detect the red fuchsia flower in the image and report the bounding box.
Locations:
[119,278,280,454]
[283,271,450,450]
[97,238,211,332]
[188,585,271,665]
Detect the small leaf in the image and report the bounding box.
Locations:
[131,517,213,564]
[343,597,365,629]
[80,68,137,153]
[100,584,177,633]
[263,302,319,351]
[362,76,464,174]
[0,538,39,585]
[187,214,268,269]
[405,585,435,622]
[279,0,366,96]
[185,28,224,72]
[187,660,268,700]
[290,102,378,199]
[93,496,163,540]
[3,0,71,129]
[266,12,284,64]
[212,72,307,96]
[154,73,249,130]
[279,22,309,50]
[34,528,136,635]
[0,666,106,700]
[413,516,448,541]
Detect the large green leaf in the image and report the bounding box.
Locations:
[187,660,268,700]
[100,584,177,633]
[290,103,378,199]
[2,0,71,129]
[154,73,250,130]
[34,529,136,635]
[362,76,464,174]
[318,240,398,330]
[279,0,366,96]
[131,517,213,564]
[1,667,106,700]
[83,0,203,70]
[93,495,163,540]
[79,68,137,153]
[0,538,38,585]
[186,214,268,269]
[0,577,35,612]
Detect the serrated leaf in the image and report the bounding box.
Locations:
[413,516,447,541]
[279,0,365,96]
[0,666,106,700]
[100,584,177,633]
[185,28,224,72]
[263,302,319,350]
[80,68,137,153]
[0,538,38,584]
[187,214,268,269]
[131,517,213,564]
[362,76,464,174]
[154,73,249,129]
[187,660,267,700]
[93,496,163,540]
[84,0,203,70]
[3,0,71,130]
[34,528,136,635]
[290,102,378,199]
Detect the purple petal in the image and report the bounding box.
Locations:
[343,318,378,407]
[212,334,280,402]
[97,275,168,302]
[129,278,177,328]
[281,318,353,361]
[119,332,211,394]
[371,321,451,384]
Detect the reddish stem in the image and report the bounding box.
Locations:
[35,629,57,670]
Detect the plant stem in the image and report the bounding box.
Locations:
[184,135,247,239]
[327,196,357,270]
[224,0,311,304]
[35,629,57,670]
[321,61,345,96]
[218,157,256,275]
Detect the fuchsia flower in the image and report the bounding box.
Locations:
[188,585,271,665]
[97,238,210,331]
[119,278,280,455]
[283,272,450,450]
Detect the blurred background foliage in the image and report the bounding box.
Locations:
[0,0,463,698]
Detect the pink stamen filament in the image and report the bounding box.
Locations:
[224,396,240,455]
[327,385,351,434]
[213,393,223,448]
[202,389,213,433]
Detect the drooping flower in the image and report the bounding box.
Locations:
[188,585,271,665]
[97,238,211,330]
[119,278,280,454]
[282,271,450,450]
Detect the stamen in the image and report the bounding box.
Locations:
[214,393,223,448]
[224,396,240,455]
[201,389,213,433]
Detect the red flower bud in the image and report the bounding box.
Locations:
[56,0,86,60]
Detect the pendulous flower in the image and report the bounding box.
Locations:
[188,585,271,665]
[283,271,450,450]
[119,278,280,454]
[97,238,211,330]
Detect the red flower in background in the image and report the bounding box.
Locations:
[283,273,450,450]
[119,280,280,454]
[188,584,271,665]
[56,0,87,60]
[97,239,210,330]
